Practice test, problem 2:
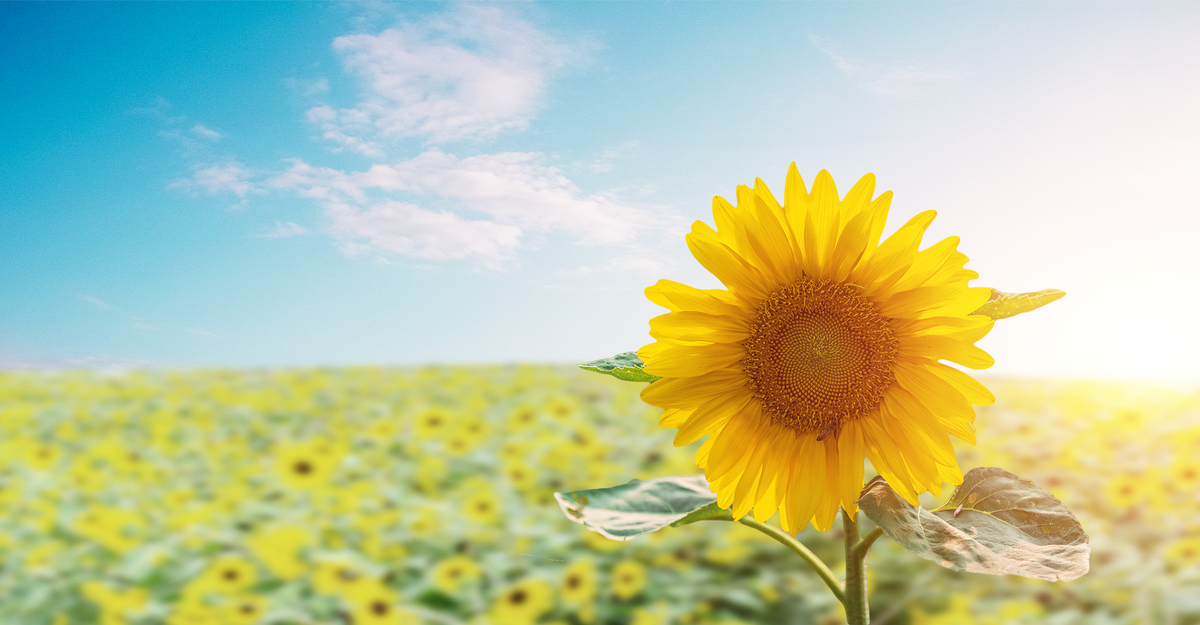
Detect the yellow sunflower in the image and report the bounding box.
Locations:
[639,165,996,532]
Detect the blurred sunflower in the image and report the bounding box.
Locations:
[275,442,338,491]
[414,407,452,439]
[224,595,267,625]
[640,165,995,532]
[559,559,597,605]
[489,579,554,625]
[610,560,646,601]
[430,555,481,594]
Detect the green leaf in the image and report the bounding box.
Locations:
[857,467,1090,582]
[972,288,1066,320]
[579,351,661,383]
[670,500,734,527]
[554,475,717,540]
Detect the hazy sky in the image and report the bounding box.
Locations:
[2,2,1198,382]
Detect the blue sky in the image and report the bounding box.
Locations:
[2,2,1198,381]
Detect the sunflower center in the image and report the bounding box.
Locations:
[742,277,897,439]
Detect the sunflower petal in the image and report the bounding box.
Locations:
[784,434,825,532]
[897,335,995,370]
[674,390,754,446]
[812,438,842,531]
[650,311,750,343]
[640,342,745,378]
[838,420,866,515]
[686,226,774,301]
[641,368,748,409]
[645,279,745,317]
[659,407,694,428]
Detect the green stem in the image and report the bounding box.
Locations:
[852,526,884,561]
[843,509,869,625]
[737,517,845,605]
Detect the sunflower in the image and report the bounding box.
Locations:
[488,579,554,625]
[559,559,597,605]
[639,165,996,532]
[431,555,482,594]
[609,560,646,601]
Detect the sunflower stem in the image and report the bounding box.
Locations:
[736,517,845,605]
[852,526,884,560]
[843,509,870,625]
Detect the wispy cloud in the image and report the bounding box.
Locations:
[169,162,258,197]
[810,35,961,100]
[190,124,223,141]
[308,5,584,152]
[256,221,309,239]
[79,294,112,309]
[590,141,640,173]
[269,150,679,266]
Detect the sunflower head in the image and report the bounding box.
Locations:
[639,165,997,533]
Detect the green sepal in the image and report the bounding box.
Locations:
[972,288,1066,320]
[579,352,661,383]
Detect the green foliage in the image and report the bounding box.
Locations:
[671,501,734,527]
[972,288,1066,320]
[858,467,1090,582]
[579,352,661,383]
[555,474,717,539]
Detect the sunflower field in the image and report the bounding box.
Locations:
[0,366,1197,625]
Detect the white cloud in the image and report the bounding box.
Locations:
[306,105,385,157]
[309,5,579,150]
[79,294,112,310]
[169,163,257,197]
[811,35,960,100]
[185,328,223,340]
[328,199,523,262]
[190,124,223,141]
[257,221,308,239]
[269,150,679,265]
[590,141,640,173]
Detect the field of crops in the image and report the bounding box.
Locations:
[0,366,1197,625]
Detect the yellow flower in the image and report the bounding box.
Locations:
[431,555,482,593]
[415,455,449,492]
[1104,473,1142,511]
[409,505,441,538]
[609,560,646,600]
[631,603,670,625]
[1165,536,1200,569]
[199,555,258,594]
[275,442,338,491]
[639,165,995,532]
[489,579,554,625]
[414,407,452,439]
[503,460,536,491]
[223,595,268,625]
[506,405,539,431]
[559,559,597,605]
[1168,457,1200,495]
[23,440,61,470]
[81,582,149,617]
[463,490,501,524]
[544,397,577,420]
[443,433,477,457]
[311,558,373,600]
[246,525,312,580]
[345,583,409,625]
